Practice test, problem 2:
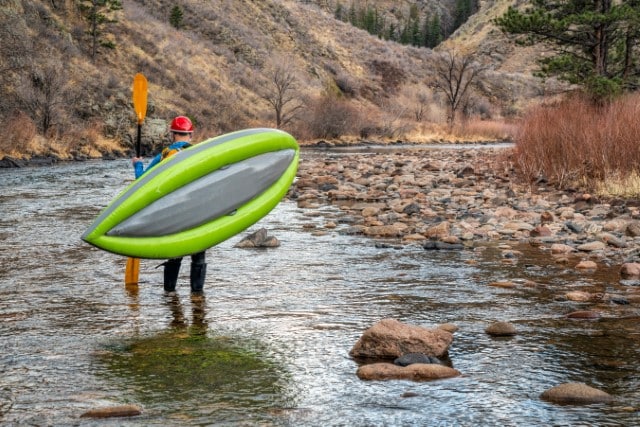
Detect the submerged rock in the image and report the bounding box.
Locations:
[423,241,465,250]
[80,404,143,418]
[485,321,517,336]
[356,362,460,381]
[541,383,613,405]
[566,310,601,319]
[394,352,442,366]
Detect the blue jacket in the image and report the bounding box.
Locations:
[133,141,191,179]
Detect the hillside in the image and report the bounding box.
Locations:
[0,0,549,160]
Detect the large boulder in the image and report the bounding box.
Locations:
[349,318,453,359]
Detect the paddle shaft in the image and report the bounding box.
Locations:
[136,123,141,157]
[126,126,142,286]
[126,73,147,286]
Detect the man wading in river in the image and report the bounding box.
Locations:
[131,116,208,294]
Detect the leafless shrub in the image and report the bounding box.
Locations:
[18,59,71,134]
[296,95,361,139]
[0,110,37,153]
[399,85,433,122]
[368,59,406,94]
[374,100,414,139]
[334,72,360,97]
[512,93,640,189]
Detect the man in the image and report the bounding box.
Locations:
[132,116,207,294]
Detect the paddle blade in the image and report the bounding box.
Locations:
[132,73,148,125]
[125,257,140,286]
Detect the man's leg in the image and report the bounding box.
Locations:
[163,258,182,292]
[190,251,207,293]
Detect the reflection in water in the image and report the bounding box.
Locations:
[96,291,292,422]
[165,293,208,332]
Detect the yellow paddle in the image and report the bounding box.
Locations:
[125,73,148,286]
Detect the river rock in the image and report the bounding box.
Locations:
[356,362,460,381]
[394,352,441,366]
[349,318,453,359]
[488,281,516,289]
[551,244,576,254]
[485,321,517,336]
[424,222,450,239]
[565,291,593,302]
[363,224,406,237]
[626,221,640,237]
[577,241,606,252]
[620,262,640,278]
[437,323,458,333]
[234,228,280,248]
[575,260,597,270]
[540,211,554,224]
[600,233,627,248]
[0,156,25,168]
[530,225,552,237]
[540,383,613,404]
[80,404,143,418]
[423,241,465,250]
[566,310,600,319]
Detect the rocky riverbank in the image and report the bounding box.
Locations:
[288,145,640,408]
[289,146,640,308]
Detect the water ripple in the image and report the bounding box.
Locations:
[0,160,639,425]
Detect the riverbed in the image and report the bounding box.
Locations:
[0,153,638,426]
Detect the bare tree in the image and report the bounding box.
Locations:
[19,60,71,134]
[430,50,484,127]
[261,61,304,129]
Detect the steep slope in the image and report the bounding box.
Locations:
[0,0,546,158]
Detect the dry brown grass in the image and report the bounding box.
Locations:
[0,111,37,158]
[594,171,640,198]
[511,93,640,194]
[403,118,515,143]
[0,114,126,160]
[451,118,517,141]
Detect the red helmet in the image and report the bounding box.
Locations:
[169,116,194,133]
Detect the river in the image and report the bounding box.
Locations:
[0,152,638,426]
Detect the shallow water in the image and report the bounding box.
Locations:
[1,155,639,426]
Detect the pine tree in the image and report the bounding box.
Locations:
[495,0,640,98]
[453,0,473,30]
[334,1,345,21]
[77,0,122,60]
[424,15,442,48]
[169,5,184,29]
